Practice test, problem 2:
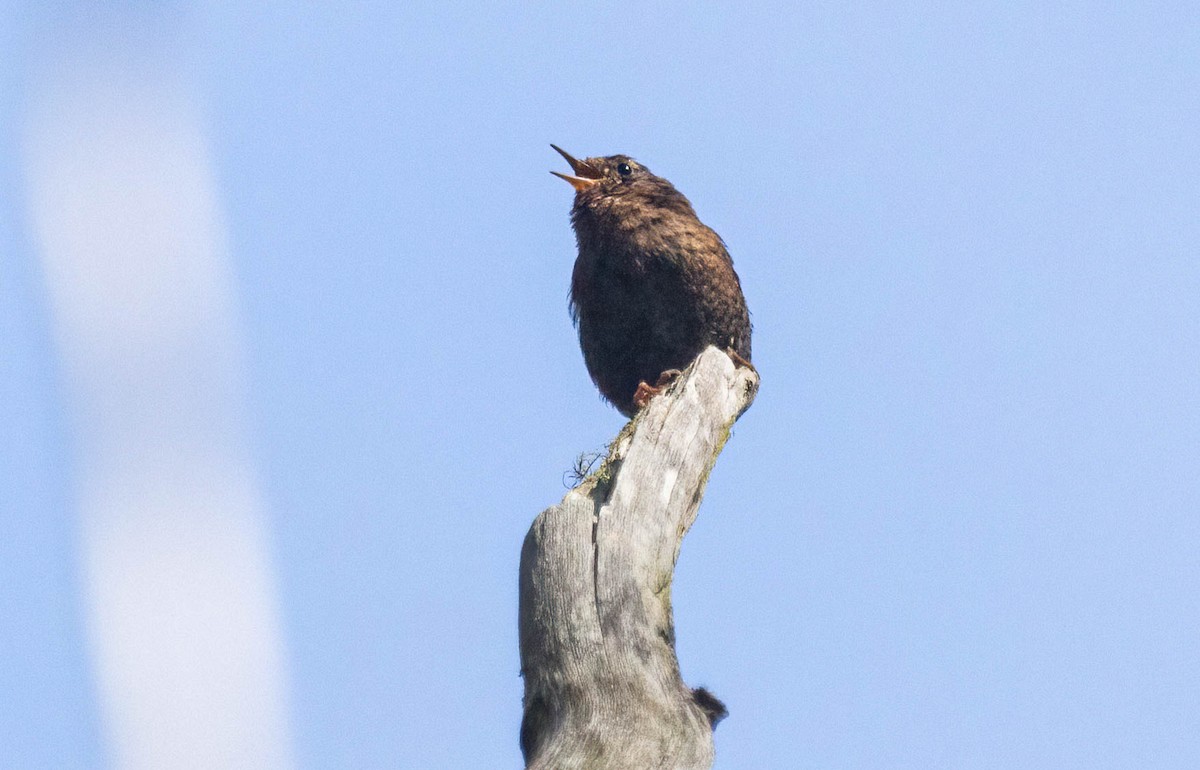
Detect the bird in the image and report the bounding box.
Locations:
[551,145,753,417]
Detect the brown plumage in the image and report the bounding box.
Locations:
[551,145,752,417]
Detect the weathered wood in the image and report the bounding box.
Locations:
[519,346,759,770]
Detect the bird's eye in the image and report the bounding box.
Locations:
[617,162,632,177]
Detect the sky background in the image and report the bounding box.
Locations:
[3,2,1199,768]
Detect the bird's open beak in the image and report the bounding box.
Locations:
[550,144,602,191]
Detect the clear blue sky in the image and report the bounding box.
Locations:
[3,2,1199,768]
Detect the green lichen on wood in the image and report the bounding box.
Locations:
[692,417,735,507]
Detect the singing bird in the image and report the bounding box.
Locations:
[551,145,752,416]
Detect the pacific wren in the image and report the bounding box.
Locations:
[552,145,752,416]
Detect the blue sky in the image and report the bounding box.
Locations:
[3,2,1199,768]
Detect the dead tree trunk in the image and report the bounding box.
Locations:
[519,346,759,769]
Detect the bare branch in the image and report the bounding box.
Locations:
[519,346,759,769]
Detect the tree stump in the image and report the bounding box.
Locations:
[519,346,760,769]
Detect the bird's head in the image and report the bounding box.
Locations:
[550,144,644,192]
[550,145,695,225]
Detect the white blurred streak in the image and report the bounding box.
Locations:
[22,33,294,770]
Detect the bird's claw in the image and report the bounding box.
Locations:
[655,369,683,388]
[633,369,685,411]
[632,380,661,410]
[726,347,755,372]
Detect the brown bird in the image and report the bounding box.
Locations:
[551,145,752,417]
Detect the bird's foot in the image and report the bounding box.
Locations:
[726,347,755,372]
[655,369,683,388]
[633,369,681,410]
[633,369,684,411]
[632,381,661,411]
